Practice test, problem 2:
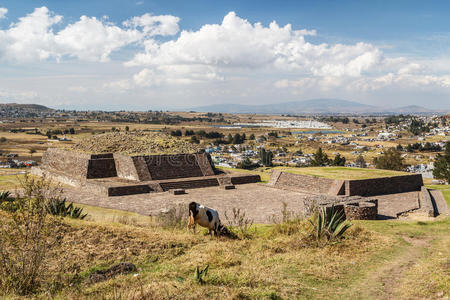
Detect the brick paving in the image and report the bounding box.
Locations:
[64,183,422,223]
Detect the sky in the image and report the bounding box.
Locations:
[0,0,450,110]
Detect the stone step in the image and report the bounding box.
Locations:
[429,190,450,216]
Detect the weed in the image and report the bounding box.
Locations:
[224,207,254,238]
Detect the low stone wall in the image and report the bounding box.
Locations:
[344,200,378,220]
[419,186,435,217]
[345,174,423,196]
[270,171,423,197]
[230,175,261,185]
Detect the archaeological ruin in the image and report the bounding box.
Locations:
[32,148,449,221]
[32,148,260,196]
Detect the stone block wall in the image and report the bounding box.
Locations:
[345,174,423,196]
[87,158,117,179]
[344,200,378,220]
[41,148,91,180]
[230,175,261,185]
[270,171,423,197]
[269,171,344,195]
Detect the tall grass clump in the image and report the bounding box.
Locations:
[270,201,315,236]
[0,175,63,295]
[224,207,254,238]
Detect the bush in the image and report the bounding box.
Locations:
[0,175,63,295]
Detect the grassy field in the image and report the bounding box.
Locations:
[1,201,447,299]
[0,175,449,298]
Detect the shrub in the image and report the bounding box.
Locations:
[309,205,352,247]
[0,175,63,295]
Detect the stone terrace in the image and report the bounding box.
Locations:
[64,183,422,223]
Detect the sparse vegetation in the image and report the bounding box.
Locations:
[0,175,63,295]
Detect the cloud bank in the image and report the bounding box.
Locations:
[0,7,449,109]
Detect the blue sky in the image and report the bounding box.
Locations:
[0,0,449,110]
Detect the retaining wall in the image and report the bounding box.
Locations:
[41,148,90,180]
[345,174,423,196]
[270,171,423,197]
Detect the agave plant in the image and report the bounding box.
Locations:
[0,191,12,202]
[0,191,19,212]
[309,205,352,246]
[194,265,209,284]
[46,198,88,219]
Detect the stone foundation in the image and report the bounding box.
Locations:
[344,201,378,220]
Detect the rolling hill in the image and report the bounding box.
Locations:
[192,99,443,114]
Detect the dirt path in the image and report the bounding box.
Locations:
[357,235,432,299]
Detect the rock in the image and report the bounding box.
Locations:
[88,262,137,283]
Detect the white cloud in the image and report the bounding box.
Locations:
[124,12,389,88]
[1,8,450,109]
[123,13,180,37]
[55,16,142,62]
[0,6,179,63]
[0,7,7,19]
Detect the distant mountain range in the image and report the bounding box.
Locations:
[192,99,448,114]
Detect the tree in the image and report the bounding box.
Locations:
[433,141,450,183]
[190,136,200,144]
[227,134,233,143]
[125,126,129,132]
[355,155,366,168]
[332,154,346,166]
[249,134,255,140]
[69,127,75,134]
[29,148,36,157]
[237,158,259,170]
[170,130,182,137]
[259,148,273,167]
[311,148,329,166]
[396,144,403,151]
[373,148,404,171]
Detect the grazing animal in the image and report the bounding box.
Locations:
[188,202,221,236]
